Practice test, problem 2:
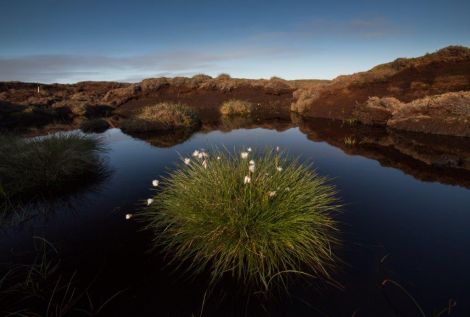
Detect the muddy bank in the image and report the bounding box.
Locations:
[0,76,295,132]
[353,91,470,137]
[291,46,470,137]
[1,46,470,137]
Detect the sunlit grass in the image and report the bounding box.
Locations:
[121,102,200,133]
[220,99,254,116]
[0,133,107,203]
[141,148,340,290]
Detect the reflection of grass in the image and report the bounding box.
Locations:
[121,102,200,133]
[125,129,194,148]
[218,115,256,131]
[142,148,340,290]
[79,118,110,133]
[343,136,356,146]
[0,133,107,203]
[220,99,254,116]
[342,118,358,126]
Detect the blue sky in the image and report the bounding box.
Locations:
[0,0,469,83]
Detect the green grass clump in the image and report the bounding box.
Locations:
[0,133,107,203]
[142,148,340,290]
[121,102,200,133]
[220,99,254,116]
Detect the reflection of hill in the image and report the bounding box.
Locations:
[124,113,470,189]
[202,114,294,133]
[123,129,194,148]
[293,115,470,189]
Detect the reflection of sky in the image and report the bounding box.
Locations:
[1,0,469,82]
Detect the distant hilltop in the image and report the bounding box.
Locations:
[1,45,470,137]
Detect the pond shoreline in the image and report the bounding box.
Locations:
[2,46,470,138]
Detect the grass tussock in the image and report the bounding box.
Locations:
[141,148,340,290]
[220,99,254,116]
[121,102,200,133]
[0,133,107,202]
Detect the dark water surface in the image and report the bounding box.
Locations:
[2,117,470,316]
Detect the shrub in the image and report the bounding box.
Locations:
[121,102,200,133]
[220,99,254,116]
[0,133,107,202]
[141,148,340,290]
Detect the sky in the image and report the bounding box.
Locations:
[0,0,469,83]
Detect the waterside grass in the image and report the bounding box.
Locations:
[121,102,200,133]
[141,148,341,290]
[0,133,107,204]
[220,99,254,116]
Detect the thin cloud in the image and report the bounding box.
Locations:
[0,47,294,83]
[252,17,402,41]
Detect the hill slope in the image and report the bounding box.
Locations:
[291,46,470,121]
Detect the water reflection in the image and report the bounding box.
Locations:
[124,113,470,190]
[2,114,470,316]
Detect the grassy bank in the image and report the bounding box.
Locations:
[121,102,200,133]
[220,99,254,116]
[0,133,107,203]
[141,148,340,290]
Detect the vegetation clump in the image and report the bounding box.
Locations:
[121,102,200,133]
[220,99,254,116]
[142,148,340,290]
[0,133,107,203]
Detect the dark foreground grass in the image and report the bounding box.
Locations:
[141,148,340,290]
[0,133,107,203]
[0,237,124,316]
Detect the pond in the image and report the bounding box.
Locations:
[1,116,470,316]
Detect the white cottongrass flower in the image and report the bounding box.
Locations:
[247,147,252,152]
[125,213,133,220]
[249,160,255,166]
[249,164,255,173]
[276,166,283,172]
[217,156,221,160]
[202,152,209,158]
[198,152,204,159]
[202,160,208,169]
[184,158,191,165]
[147,198,154,206]
[268,191,276,197]
[152,179,159,187]
[192,150,200,157]
[241,152,249,159]
[244,175,251,184]
[276,146,280,152]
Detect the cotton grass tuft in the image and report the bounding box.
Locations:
[141,148,340,290]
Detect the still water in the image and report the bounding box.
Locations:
[2,118,470,316]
